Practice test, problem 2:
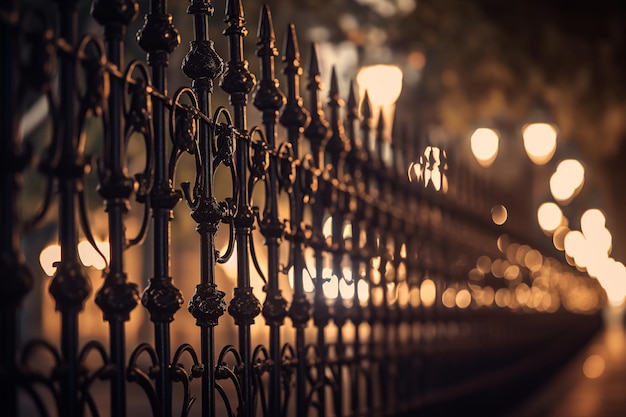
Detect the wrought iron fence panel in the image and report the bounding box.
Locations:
[1,0,606,417]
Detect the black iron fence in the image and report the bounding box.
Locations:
[1,0,604,416]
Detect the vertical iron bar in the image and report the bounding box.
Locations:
[221,2,260,416]
[182,2,228,417]
[49,2,92,417]
[344,81,362,416]
[253,6,287,417]
[326,67,350,417]
[303,42,330,417]
[91,2,141,416]
[358,92,377,417]
[136,2,182,417]
[0,2,34,416]
[279,22,311,417]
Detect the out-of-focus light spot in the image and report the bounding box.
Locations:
[504,264,521,281]
[339,278,354,300]
[497,235,510,253]
[491,204,508,226]
[407,50,426,70]
[409,286,420,307]
[491,259,508,278]
[397,281,409,307]
[524,250,543,272]
[442,287,456,308]
[78,239,109,270]
[537,202,563,233]
[323,216,333,239]
[476,255,492,274]
[481,286,495,306]
[420,279,437,307]
[357,280,370,304]
[522,123,557,165]
[371,286,384,306]
[455,289,471,309]
[468,267,485,281]
[515,283,530,305]
[470,128,499,168]
[581,209,606,238]
[396,0,417,14]
[342,224,352,240]
[553,226,570,251]
[550,159,585,203]
[322,268,339,299]
[583,354,605,379]
[495,288,511,308]
[356,65,403,107]
[40,243,61,276]
[564,230,586,260]
[594,259,626,306]
[589,228,613,257]
[288,267,317,293]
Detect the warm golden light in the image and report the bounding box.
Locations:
[537,202,563,233]
[583,354,605,379]
[522,123,557,165]
[442,287,456,308]
[420,279,437,307]
[357,280,370,304]
[470,128,499,167]
[323,216,333,239]
[491,204,508,225]
[455,289,471,308]
[39,243,61,276]
[356,65,403,107]
[78,239,109,271]
[550,159,585,203]
[581,209,606,237]
[564,230,585,260]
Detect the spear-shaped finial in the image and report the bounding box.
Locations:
[253,4,285,125]
[280,22,309,148]
[282,23,300,71]
[359,90,372,152]
[328,66,341,106]
[308,41,321,80]
[376,108,385,166]
[225,0,244,25]
[304,42,329,167]
[346,80,359,145]
[257,3,275,47]
[360,90,372,124]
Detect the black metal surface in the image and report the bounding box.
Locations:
[0,1,606,417]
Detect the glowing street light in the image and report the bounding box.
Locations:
[470,127,499,168]
[356,64,403,107]
[522,122,557,165]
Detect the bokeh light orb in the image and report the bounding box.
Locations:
[537,202,563,233]
[550,159,585,203]
[470,128,499,168]
[522,123,557,165]
[356,65,403,107]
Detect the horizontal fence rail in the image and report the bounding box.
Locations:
[1,0,605,417]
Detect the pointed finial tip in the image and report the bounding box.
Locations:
[360,90,372,118]
[258,4,275,40]
[347,80,357,108]
[376,109,385,131]
[329,66,339,94]
[225,0,244,19]
[283,23,300,59]
[308,42,320,76]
